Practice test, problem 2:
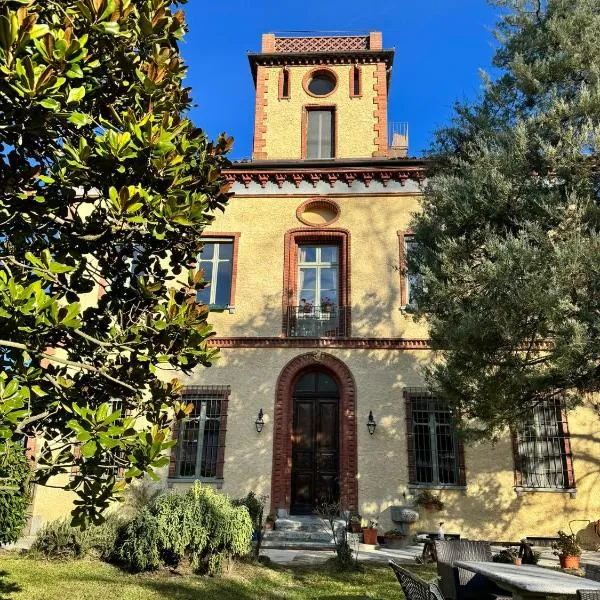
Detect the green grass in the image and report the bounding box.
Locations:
[0,552,436,600]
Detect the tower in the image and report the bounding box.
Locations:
[249,32,402,160]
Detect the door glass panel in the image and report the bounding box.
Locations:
[295,373,316,393]
[214,259,232,306]
[218,242,233,261]
[320,268,337,292]
[199,243,214,260]
[316,373,338,393]
[299,246,317,263]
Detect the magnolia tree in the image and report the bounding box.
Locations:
[410,0,600,439]
[0,0,232,526]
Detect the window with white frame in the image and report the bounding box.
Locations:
[515,399,574,489]
[175,393,222,479]
[404,236,420,308]
[196,240,233,308]
[306,109,335,159]
[406,390,462,486]
[297,245,338,311]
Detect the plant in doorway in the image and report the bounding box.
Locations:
[314,500,357,570]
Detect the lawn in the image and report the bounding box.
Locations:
[0,552,436,600]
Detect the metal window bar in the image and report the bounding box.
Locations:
[177,395,222,478]
[410,393,459,485]
[286,305,348,337]
[517,398,570,488]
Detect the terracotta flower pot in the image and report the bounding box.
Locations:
[362,527,378,545]
[513,558,522,566]
[264,521,274,531]
[559,555,580,569]
[350,522,362,534]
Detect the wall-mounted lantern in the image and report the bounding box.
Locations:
[367,410,377,435]
[255,409,265,433]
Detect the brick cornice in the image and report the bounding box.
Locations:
[224,165,426,189]
[207,337,431,349]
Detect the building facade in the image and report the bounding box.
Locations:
[28,32,600,544]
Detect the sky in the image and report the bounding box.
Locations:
[180,0,502,159]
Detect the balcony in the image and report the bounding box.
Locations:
[285,305,349,338]
[389,121,409,158]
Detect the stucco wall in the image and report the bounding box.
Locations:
[206,192,429,340]
[261,64,379,160]
[28,347,600,545]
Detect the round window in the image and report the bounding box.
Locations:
[307,70,336,96]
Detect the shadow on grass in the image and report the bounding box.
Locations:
[0,570,20,600]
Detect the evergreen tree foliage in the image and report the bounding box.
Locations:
[0,0,232,525]
[410,0,600,437]
[0,442,32,544]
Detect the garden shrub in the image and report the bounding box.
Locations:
[31,514,123,560]
[112,508,160,572]
[0,443,32,545]
[113,482,253,576]
[232,491,265,532]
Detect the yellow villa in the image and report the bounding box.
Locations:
[26,31,600,545]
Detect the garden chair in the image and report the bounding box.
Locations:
[388,560,445,600]
[583,565,600,582]
[434,540,512,600]
[578,591,600,600]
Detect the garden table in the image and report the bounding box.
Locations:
[455,560,600,599]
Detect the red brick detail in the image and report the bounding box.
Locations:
[397,229,413,307]
[368,31,383,50]
[208,337,432,349]
[25,436,37,466]
[271,352,358,513]
[296,198,341,227]
[282,228,351,336]
[262,33,276,53]
[70,443,81,479]
[301,105,337,159]
[252,66,269,160]
[373,62,388,156]
[349,65,362,98]
[200,232,241,308]
[302,67,338,99]
[274,35,368,53]
[278,68,291,99]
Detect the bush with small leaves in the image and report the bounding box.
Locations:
[112,508,160,572]
[0,442,32,545]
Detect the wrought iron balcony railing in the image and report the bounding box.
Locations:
[285,305,349,338]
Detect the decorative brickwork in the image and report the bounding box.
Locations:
[252,66,269,159]
[373,62,388,156]
[207,337,432,349]
[368,31,383,50]
[262,33,276,53]
[274,36,369,54]
[295,197,341,227]
[283,228,351,336]
[271,352,358,512]
[349,65,362,98]
[225,166,426,189]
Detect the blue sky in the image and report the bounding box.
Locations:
[180,1,501,159]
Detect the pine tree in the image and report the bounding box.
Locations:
[411,0,600,438]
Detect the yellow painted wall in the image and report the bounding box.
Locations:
[27,346,600,546]
[206,192,429,340]
[261,64,379,160]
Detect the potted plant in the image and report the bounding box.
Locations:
[320,296,334,313]
[348,513,362,534]
[300,298,312,314]
[552,530,582,569]
[264,512,276,531]
[383,528,411,549]
[414,490,445,511]
[362,518,378,545]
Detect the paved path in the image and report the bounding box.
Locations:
[261,543,600,568]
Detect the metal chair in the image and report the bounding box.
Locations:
[388,560,445,600]
[434,540,512,600]
[583,565,600,582]
[578,591,600,600]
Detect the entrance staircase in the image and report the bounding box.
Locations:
[261,515,349,550]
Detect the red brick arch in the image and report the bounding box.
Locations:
[271,352,358,513]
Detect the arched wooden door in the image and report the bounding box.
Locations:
[291,370,339,514]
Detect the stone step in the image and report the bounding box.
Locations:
[275,516,346,533]
[260,540,337,550]
[263,530,335,544]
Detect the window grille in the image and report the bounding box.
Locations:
[405,389,461,486]
[175,388,227,479]
[514,398,573,489]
